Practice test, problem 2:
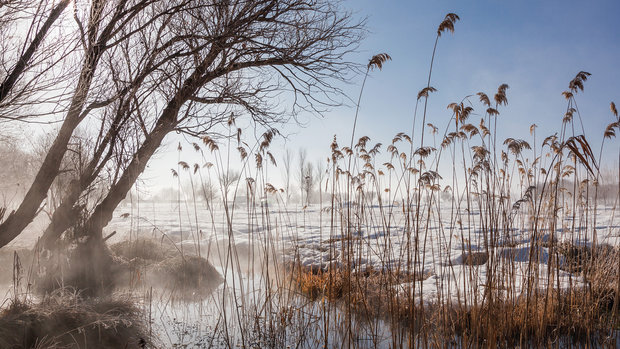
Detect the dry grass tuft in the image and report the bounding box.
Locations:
[292,266,345,301]
[151,255,223,298]
[111,238,177,266]
[0,291,149,349]
[556,242,618,274]
[462,251,489,266]
[443,288,619,346]
[35,241,122,297]
[290,264,431,306]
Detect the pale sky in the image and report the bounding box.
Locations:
[137,0,620,196]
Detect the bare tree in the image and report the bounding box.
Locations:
[200,179,219,207]
[298,147,307,204]
[71,0,363,252]
[302,161,314,205]
[0,0,177,248]
[282,148,293,204]
[38,0,195,249]
[0,0,363,297]
[219,170,241,203]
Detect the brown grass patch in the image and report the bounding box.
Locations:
[151,255,223,298]
[111,238,177,265]
[442,287,619,346]
[557,242,618,275]
[463,251,489,266]
[0,291,149,348]
[289,264,432,310]
[292,267,345,300]
[287,259,618,346]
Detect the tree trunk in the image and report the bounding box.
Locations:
[39,114,121,250]
[0,115,84,247]
[80,40,223,243]
[0,2,105,249]
[84,113,179,241]
[66,231,116,297]
[38,180,84,250]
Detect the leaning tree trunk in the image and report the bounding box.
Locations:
[38,110,123,250]
[69,47,222,292]
[0,0,106,249]
[67,110,178,295]
[84,109,180,242]
[38,180,85,250]
[80,39,224,244]
[0,102,90,247]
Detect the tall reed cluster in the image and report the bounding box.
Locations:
[132,12,619,348]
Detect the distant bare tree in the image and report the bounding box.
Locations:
[219,170,241,203]
[0,133,36,204]
[282,148,293,204]
[200,179,219,207]
[298,148,307,204]
[315,158,326,203]
[302,162,314,205]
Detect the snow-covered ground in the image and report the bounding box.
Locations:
[103,200,620,304]
[2,199,617,347]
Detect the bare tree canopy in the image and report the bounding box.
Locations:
[1,0,184,247]
[0,0,364,249]
[0,0,71,113]
[80,0,364,243]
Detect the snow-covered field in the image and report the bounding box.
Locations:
[103,200,620,304]
[2,198,617,347]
